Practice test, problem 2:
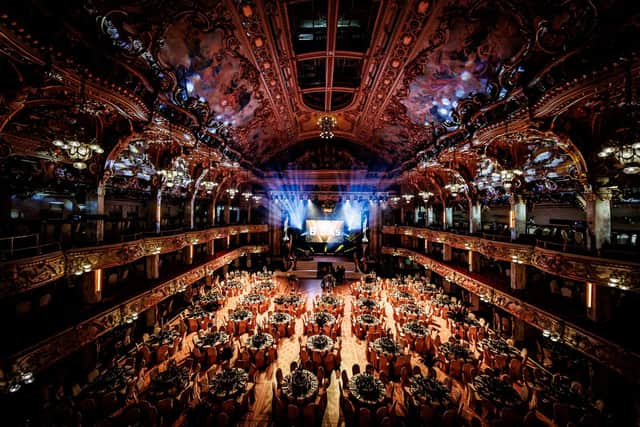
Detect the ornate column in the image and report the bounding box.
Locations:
[207,238,215,257]
[208,196,216,227]
[183,244,193,265]
[224,197,231,225]
[510,195,526,241]
[468,251,481,273]
[185,193,196,230]
[585,189,612,251]
[442,244,452,262]
[426,205,435,226]
[586,281,598,321]
[146,254,160,279]
[510,262,527,290]
[80,269,102,304]
[443,206,453,230]
[469,200,482,234]
[149,189,162,233]
[424,238,432,254]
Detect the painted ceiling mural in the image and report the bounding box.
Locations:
[157,15,262,129]
[0,0,637,199]
[401,4,528,128]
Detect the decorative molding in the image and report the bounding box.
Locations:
[0,225,268,296]
[0,252,66,298]
[383,226,640,288]
[382,246,640,381]
[6,245,268,376]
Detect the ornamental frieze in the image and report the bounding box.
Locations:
[66,242,146,275]
[0,252,66,298]
[383,247,640,381]
[7,245,268,376]
[383,226,640,288]
[1,225,269,294]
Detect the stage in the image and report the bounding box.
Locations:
[290,256,362,280]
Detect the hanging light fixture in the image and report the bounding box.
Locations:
[317,115,337,139]
[158,157,192,188]
[52,130,104,170]
[598,59,640,174]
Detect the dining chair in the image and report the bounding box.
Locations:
[358,407,372,427]
[287,403,300,425]
[302,402,317,426]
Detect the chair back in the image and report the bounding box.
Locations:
[287,404,300,424]
[358,407,372,427]
[352,363,361,375]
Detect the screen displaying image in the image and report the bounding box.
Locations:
[305,220,344,243]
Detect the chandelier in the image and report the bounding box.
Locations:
[598,119,640,174]
[444,183,465,197]
[418,191,433,200]
[598,59,640,174]
[317,115,337,139]
[158,157,191,188]
[52,135,104,170]
[200,180,219,194]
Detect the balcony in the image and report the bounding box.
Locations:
[382,225,640,290]
[0,224,269,298]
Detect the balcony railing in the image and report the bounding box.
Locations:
[383,225,640,290]
[0,224,269,298]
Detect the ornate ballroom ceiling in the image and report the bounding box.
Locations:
[0,0,639,201]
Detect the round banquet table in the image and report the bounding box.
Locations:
[438,342,475,363]
[390,290,415,306]
[253,280,277,295]
[447,310,480,327]
[402,321,429,337]
[309,311,336,328]
[315,295,344,315]
[198,291,225,311]
[183,306,212,332]
[354,314,381,339]
[473,375,523,408]
[195,330,230,350]
[269,312,292,326]
[480,338,520,357]
[228,309,254,335]
[371,336,402,358]
[354,297,381,314]
[273,294,306,315]
[80,365,135,398]
[414,283,439,297]
[209,368,248,400]
[146,329,180,348]
[431,294,452,308]
[281,369,319,404]
[223,279,244,296]
[268,312,294,337]
[246,332,275,352]
[352,284,379,298]
[396,303,427,322]
[348,373,386,407]
[147,364,191,400]
[306,334,334,353]
[239,293,267,313]
[407,375,452,407]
